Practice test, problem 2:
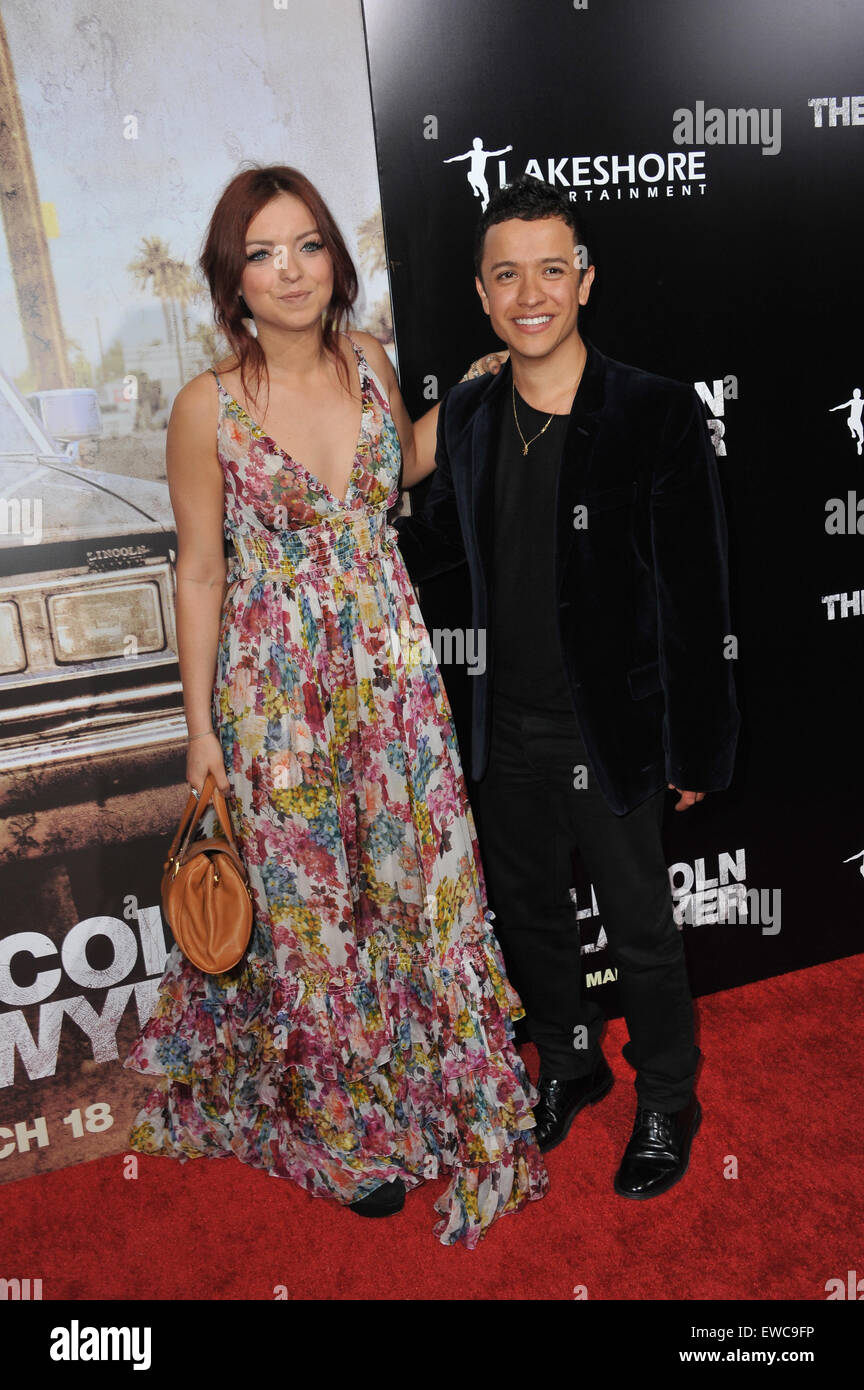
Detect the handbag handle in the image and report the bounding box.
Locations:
[166,771,242,866]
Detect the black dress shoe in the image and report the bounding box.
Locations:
[348,1179,406,1218]
[533,1052,614,1153]
[614,1094,702,1200]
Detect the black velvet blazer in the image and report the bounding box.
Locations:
[393,338,740,815]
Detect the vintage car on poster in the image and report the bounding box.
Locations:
[0,368,185,795]
[0,369,189,1182]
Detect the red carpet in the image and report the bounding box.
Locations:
[2,955,861,1301]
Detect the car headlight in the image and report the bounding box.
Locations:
[48,581,166,663]
[0,600,27,675]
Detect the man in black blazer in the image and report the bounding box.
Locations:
[394,176,739,1199]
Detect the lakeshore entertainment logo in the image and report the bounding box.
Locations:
[844,845,864,878]
[843,849,864,881]
[828,388,863,455]
[50,1320,151,1370]
[442,134,708,204]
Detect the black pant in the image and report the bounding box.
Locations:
[470,690,700,1112]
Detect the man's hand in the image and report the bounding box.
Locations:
[460,350,510,381]
[407,349,509,487]
[668,785,706,811]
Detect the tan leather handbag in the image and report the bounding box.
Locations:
[161,771,254,974]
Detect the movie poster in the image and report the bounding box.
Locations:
[0,0,391,1182]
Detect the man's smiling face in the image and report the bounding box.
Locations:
[475,215,594,364]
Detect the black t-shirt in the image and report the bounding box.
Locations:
[492,385,574,711]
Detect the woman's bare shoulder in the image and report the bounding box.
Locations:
[167,369,222,435]
[347,330,395,380]
[212,354,241,377]
[173,367,224,411]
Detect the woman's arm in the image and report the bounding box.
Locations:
[352,333,508,489]
[408,351,508,484]
[165,373,231,792]
[411,403,440,487]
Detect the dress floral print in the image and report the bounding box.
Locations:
[123,337,548,1246]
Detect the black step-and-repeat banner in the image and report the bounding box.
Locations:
[361,0,864,1010]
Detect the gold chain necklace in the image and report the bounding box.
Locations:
[512,380,554,456]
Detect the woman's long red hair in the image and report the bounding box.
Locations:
[199,164,359,405]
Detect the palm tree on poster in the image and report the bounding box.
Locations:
[189,320,225,366]
[127,236,191,387]
[174,265,210,348]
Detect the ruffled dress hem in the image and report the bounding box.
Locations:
[124,914,549,1248]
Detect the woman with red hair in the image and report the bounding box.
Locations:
[124,165,547,1247]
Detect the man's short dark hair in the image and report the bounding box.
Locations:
[473,175,590,280]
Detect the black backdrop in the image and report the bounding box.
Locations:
[361,0,863,1011]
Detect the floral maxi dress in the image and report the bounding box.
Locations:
[124,338,549,1246]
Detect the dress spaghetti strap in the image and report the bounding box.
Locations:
[344,332,390,408]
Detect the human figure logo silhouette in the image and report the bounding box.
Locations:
[829,388,863,456]
[843,849,864,880]
[444,136,513,212]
